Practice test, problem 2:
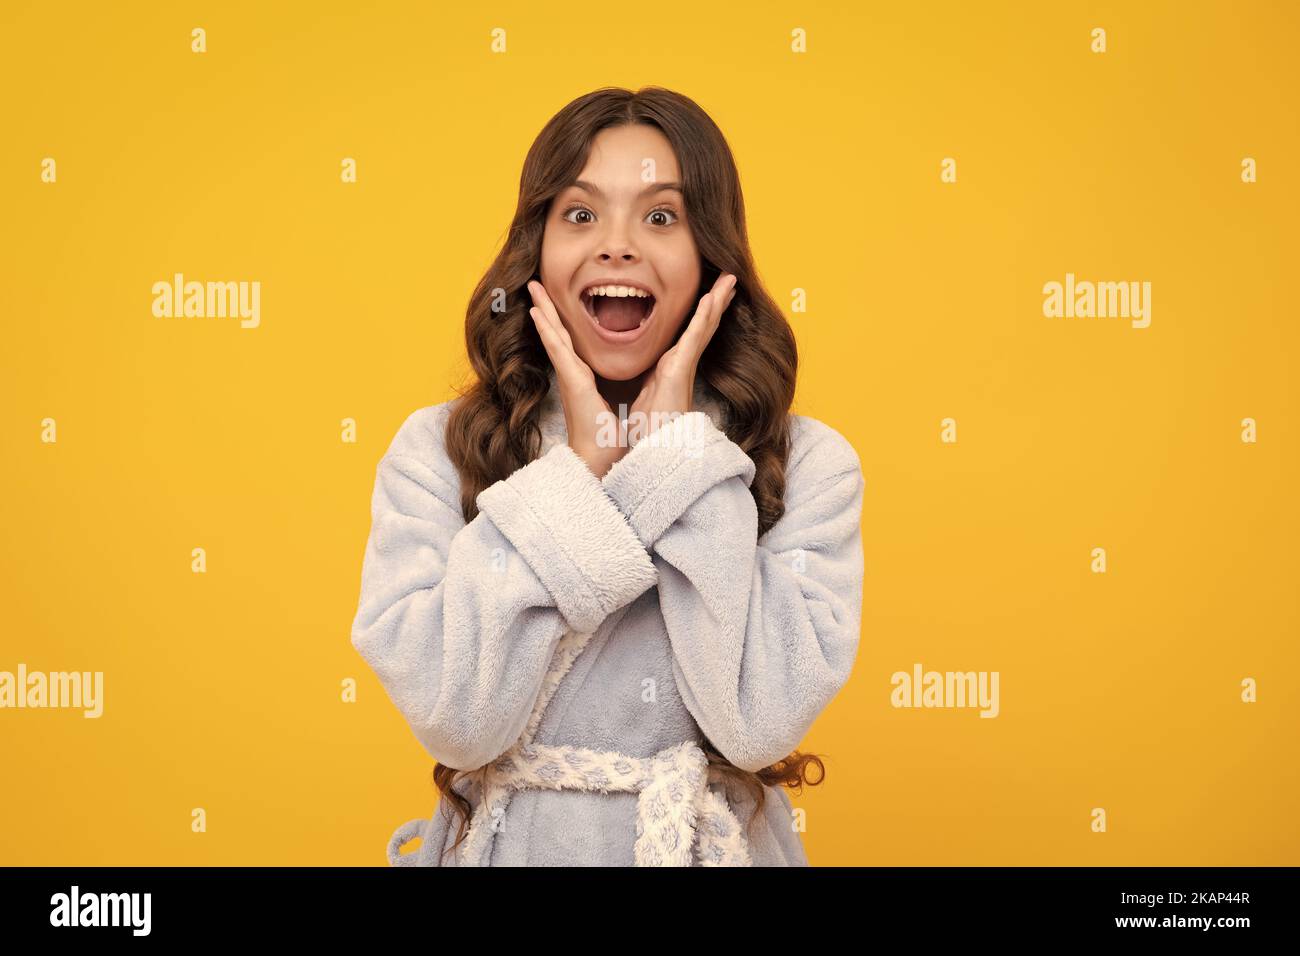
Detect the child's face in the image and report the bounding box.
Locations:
[538,123,702,383]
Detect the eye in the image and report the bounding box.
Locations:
[561,204,596,225]
[647,206,679,227]
[559,203,680,227]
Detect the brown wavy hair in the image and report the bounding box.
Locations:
[433,86,825,862]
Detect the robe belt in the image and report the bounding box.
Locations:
[471,738,753,867]
[388,737,754,867]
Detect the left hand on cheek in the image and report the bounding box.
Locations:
[626,272,737,445]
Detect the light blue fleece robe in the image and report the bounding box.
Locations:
[349,367,865,866]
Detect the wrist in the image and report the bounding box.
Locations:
[572,442,624,480]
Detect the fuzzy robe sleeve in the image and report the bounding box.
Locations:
[350,404,658,771]
[600,411,865,773]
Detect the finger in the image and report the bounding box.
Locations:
[701,272,736,329]
[527,285,595,395]
[528,305,567,369]
[526,281,559,339]
[526,283,579,371]
[676,273,735,359]
[531,306,586,382]
[527,280,575,353]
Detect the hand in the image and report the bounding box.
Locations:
[526,279,627,479]
[625,272,737,446]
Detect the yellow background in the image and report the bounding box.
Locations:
[1,1,1295,866]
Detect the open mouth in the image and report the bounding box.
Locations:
[580,286,656,334]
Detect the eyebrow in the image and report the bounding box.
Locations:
[570,179,683,199]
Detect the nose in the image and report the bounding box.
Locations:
[595,214,639,263]
[598,248,637,263]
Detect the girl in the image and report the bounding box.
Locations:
[351,86,865,866]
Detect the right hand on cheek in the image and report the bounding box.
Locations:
[526,280,627,479]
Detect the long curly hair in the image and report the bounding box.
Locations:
[433,86,825,862]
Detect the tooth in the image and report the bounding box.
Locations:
[587,285,651,298]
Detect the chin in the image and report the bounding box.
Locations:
[583,350,653,382]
